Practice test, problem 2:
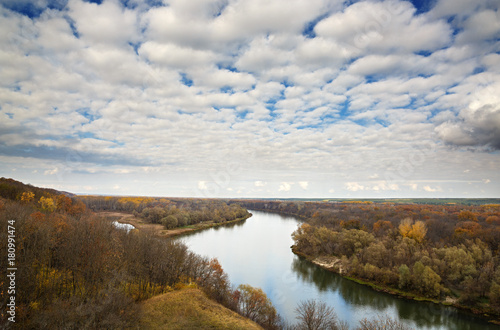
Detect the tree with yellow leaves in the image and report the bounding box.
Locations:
[20,191,35,203]
[399,218,427,243]
[410,221,428,243]
[39,196,56,212]
[399,218,413,237]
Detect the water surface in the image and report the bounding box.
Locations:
[179,210,498,329]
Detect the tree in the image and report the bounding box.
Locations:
[398,264,410,289]
[39,196,56,212]
[357,315,412,330]
[399,218,413,238]
[20,191,35,203]
[412,261,442,297]
[458,210,477,222]
[235,284,280,329]
[295,299,342,330]
[399,218,427,243]
[486,215,500,224]
[409,221,427,243]
[199,258,231,305]
[490,282,500,311]
[161,215,178,229]
[421,265,442,297]
[373,220,393,235]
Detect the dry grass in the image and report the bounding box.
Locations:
[139,287,262,329]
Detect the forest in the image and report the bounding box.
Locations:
[237,199,500,320]
[1,178,416,329]
[0,179,282,328]
[79,195,251,229]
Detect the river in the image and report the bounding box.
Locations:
[178,210,498,329]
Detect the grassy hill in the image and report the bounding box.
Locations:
[139,287,262,329]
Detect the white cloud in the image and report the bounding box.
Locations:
[198,181,208,190]
[455,9,500,45]
[315,1,451,55]
[299,181,308,190]
[139,42,216,68]
[0,0,499,198]
[68,0,139,45]
[44,168,59,175]
[423,185,442,192]
[408,183,418,191]
[278,182,293,192]
[114,169,131,174]
[345,182,365,192]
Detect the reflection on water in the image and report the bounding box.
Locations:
[112,221,135,232]
[178,210,499,329]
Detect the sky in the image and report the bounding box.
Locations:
[0,0,499,198]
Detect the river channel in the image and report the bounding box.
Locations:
[178,210,498,329]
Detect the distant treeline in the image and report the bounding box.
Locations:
[235,199,500,320]
[80,195,250,229]
[238,197,500,205]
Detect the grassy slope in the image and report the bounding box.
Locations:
[139,287,262,329]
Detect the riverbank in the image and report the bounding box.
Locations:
[291,246,500,326]
[238,207,308,220]
[99,211,252,238]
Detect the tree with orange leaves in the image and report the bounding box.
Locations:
[458,210,478,222]
[235,284,280,328]
[373,220,393,235]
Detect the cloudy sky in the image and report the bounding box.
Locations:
[0,0,499,198]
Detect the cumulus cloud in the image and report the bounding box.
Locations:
[278,182,293,192]
[0,0,499,198]
[436,105,500,150]
[423,185,442,192]
[198,181,208,190]
[345,182,365,192]
[345,181,399,192]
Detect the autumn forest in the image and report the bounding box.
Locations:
[1,178,500,329]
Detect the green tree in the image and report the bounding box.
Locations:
[161,215,178,229]
[490,282,500,310]
[398,264,410,289]
[412,261,441,297]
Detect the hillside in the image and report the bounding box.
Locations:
[0,178,282,329]
[139,287,262,329]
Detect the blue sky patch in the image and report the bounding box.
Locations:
[180,73,193,87]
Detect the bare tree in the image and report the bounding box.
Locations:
[357,315,413,330]
[295,299,346,330]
